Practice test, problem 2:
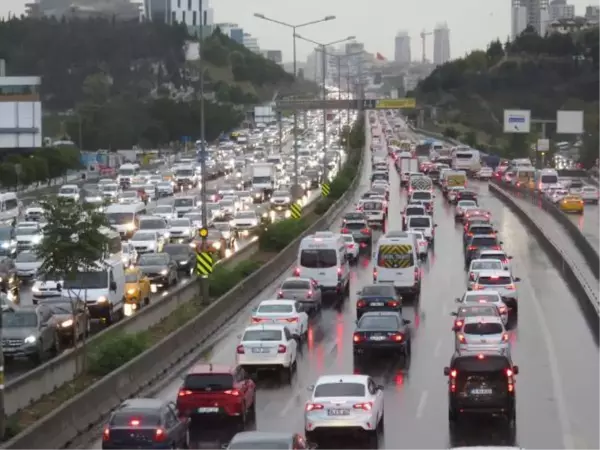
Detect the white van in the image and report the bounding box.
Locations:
[105,203,147,239]
[372,232,421,301]
[452,149,481,173]
[0,192,20,224]
[296,231,350,298]
[64,255,126,324]
[535,168,559,191]
[117,163,140,186]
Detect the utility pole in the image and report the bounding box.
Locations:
[337,56,342,143]
[278,111,283,153]
[321,45,328,182]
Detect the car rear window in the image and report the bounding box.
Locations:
[464,293,501,304]
[406,207,424,215]
[362,201,382,210]
[411,191,431,200]
[242,330,282,341]
[358,315,400,330]
[471,237,498,247]
[281,280,309,290]
[408,217,431,228]
[314,382,365,397]
[470,226,493,234]
[463,322,503,335]
[361,285,395,296]
[454,355,509,372]
[458,306,499,317]
[478,276,512,285]
[344,222,365,230]
[111,411,161,426]
[183,373,234,391]
[257,304,293,313]
[471,261,503,271]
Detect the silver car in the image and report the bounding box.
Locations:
[456,290,508,326]
[476,249,513,272]
[471,269,521,318]
[467,259,504,288]
[15,251,42,282]
[455,315,509,352]
[277,277,322,313]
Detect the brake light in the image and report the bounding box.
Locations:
[390,333,403,342]
[457,334,466,343]
[236,345,245,354]
[361,228,371,234]
[103,428,110,441]
[450,369,457,378]
[306,403,324,411]
[353,333,363,342]
[502,333,509,341]
[468,245,476,251]
[387,300,399,307]
[491,245,501,250]
[277,290,284,298]
[373,268,378,280]
[501,259,508,264]
[307,290,313,298]
[341,227,349,233]
[357,299,366,308]
[347,243,355,249]
[285,317,298,323]
[506,368,513,377]
[454,320,463,328]
[498,306,507,313]
[478,299,487,303]
[468,232,474,237]
[505,284,516,290]
[293,267,300,276]
[472,284,483,290]
[154,428,167,442]
[469,272,475,280]
[337,267,342,280]
[277,344,287,353]
[252,317,264,323]
[353,402,373,411]
[224,389,240,396]
[177,389,192,397]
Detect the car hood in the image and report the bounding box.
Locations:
[139,264,168,273]
[2,327,38,339]
[16,261,42,270]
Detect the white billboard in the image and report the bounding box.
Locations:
[0,101,42,148]
[390,89,398,99]
[503,109,531,133]
[536,138,550,152]
[556,110,583,134]
[254,105,275,124]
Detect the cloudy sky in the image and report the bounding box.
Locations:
[0,0,592,61]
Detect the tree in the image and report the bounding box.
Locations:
[463,130,478,148]
[443,127,459,139]
[35,198,109,368]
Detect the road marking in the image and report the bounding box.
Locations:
[433,339,442,358]
[416,390,428,419]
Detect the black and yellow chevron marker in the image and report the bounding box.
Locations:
[377,244,413,268]
[290,202,302,219]
[195,251,214,276]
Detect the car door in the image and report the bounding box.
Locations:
[235,367,253,407]
[295,301,308,332]
[283,327,296,359]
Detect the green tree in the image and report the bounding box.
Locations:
[463,130,478,148]
[443,127,459,139]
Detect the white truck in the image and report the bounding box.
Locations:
[399,157,419,186]
[251,163,276,203]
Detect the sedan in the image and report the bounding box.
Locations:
[355,284,401,319]
[137,252,179,291]
[251,299,309,339]
[163,244,196,276]
[352,311,411,360]
[277,277,322,313]
[455,290,508,326]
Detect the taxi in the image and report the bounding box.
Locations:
[558,194,584,214]
[124,268,151,316]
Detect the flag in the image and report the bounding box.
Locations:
[376,52,386,61]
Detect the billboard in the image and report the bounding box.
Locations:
[556,110,583,134]
[254,105,276,124]
[503,109,530,133]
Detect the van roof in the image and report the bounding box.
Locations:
[105,203,145,213]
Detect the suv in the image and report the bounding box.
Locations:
[464,234,503,267]
[176,364,256,426]
[444,349,518,433]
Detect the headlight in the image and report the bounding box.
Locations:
[126,222,136,231]
[97,296,108,303]
[32,236,41,244]
[32,285,40,293]
[213,242,221,249]
[61,319,73,328]
[1,243,8,249]
[285,197,290,202]
[180,260,188,265]
[24,335,36,344]
[127,288,136,295]
[262,212,268,218]
[164,232,170,238]
[160,269,168,275]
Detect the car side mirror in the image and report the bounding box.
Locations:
[454,297,461,303]
[110,281,117,291]
[443,367,450,376]
[512,365,519,375]
[403,319,411,325]
[450,311,458,316]
[513,277,521,282]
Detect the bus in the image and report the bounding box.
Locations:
[452,148,482,173]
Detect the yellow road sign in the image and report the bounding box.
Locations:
[196,251,213,276]
[376,98,416,109]
[199,227,208,238]
[290,202,302,219]
[321,183,330,197]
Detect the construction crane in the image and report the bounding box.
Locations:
[420,29,432,63]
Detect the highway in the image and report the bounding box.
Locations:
[568,202,599,254]
[84,124,599,449]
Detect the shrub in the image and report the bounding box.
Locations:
[209,260,262,297]
[314,198,333,215]
[258,218,308,252]
[88,332,149,376]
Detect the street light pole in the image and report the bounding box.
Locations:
[253,13,336,200]
[199,3,209,305]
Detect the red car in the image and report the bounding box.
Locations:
[176,364,256,425]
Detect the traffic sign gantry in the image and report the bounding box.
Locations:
[196,251,213,276]
[290,202,302,219]
[274,98,417,111]
[321,183,330,197]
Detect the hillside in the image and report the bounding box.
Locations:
[413,26,599,165]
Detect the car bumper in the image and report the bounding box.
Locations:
[2,344,39,358]
[450,397,514,414]
[353,341,407,353]
[305,415,376,433]
[237,354,291,368]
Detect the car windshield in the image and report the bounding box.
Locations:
[344,213,364,220]
[170,220,190,227]
[478,276,512,285]
[463,322,504,335]
[257,304,293,314]
[103,185,118,192]
[406,207,424,215]
[242,329,282,341]
[175,169,194,177]
[163,245,188,256]
[458,306,499,317]
[361,285,395,297]
[132,232,156,241]
[281,280,310,290]
[409,217,431,228]
[16,252,38,263]
[362,201,382,210]
[470,226,494,234]
[139,254,169,266]
[300,249,337,268]
[314,382,365,397]
[236,212,256,219]
[471,261,503,270]
[459,201,477,207]
[273,191,289,197]
[2,311,38,328]
[64,271,107,289]
[412,191,431,200]
[358,315,400,330]
[111,412,161,427]
[15,228,38,236]
[471,237,498,247]
[464,293,501,304]
[174,198,194,207]
[59,187,77,194]
[139,219,166,230]
[106,213,133,225]
[46,301,73,315]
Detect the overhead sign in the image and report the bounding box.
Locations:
[536,138,550,152]
[275,98,418,111]
[503,109,531,133]
[390,89,399,99]
[375,98,416,109]
[556,110,584,134]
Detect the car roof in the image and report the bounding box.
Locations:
[187,363,234,375]
[462,315,504,324]
[408,215,431,220]
[476,269,511,277]
[244,324,287,332]
[463,290,502,299]
[258,299,296,306]
[282,277,311,284]
[360,311,401,318]
[316,374,369,385]
[478,249,506,255]
[230,431,294,444]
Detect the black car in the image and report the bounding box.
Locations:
[444,349,518,432]
[464,234,502,267]
[137,253,178,290]
[102,398,189,449]
[457,190,478,203]
[355,284,401,319]
[163,244,196,276]
[463,223,496,246]
[352,311,411,360]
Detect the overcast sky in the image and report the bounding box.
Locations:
[0,0,592,62]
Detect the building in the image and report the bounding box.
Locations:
[511,0,550,38]
[585,5,599,22]
[547,16,597,33]
[264,50,283,64]
[433,23,450,66]
[0,76,43,149]
[394,31,411,64]
[143,0,214,36]
[216,22,244,44]
[243,33,260,53]
[549,0,575,21]
[26,0,141,20]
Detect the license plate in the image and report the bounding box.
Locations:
[197,407,219,413]
[370,335,386,341]
[252,347,270,353]
[327,408,350,416]
[470,388,493,395]
[370,302,384,306]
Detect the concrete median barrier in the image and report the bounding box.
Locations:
[3,143,365,449]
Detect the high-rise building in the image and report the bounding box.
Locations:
[585,5,599,22]
[433,23,450,66]
[549,0,575,21]
[511,0,550,38]
[243,33,260,53]
[216,23,244,44]
[26,0,141,20]
[394,31,411,64]
[144,0,213,35]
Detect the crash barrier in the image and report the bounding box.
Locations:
[489,183,599,343]
[4,141,366,449]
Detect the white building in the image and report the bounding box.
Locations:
[243,33,260,53]
[511,0,550,38]
[394,31,411,64]
[0,76,43,149]
[144,0,213,35]
[549,0,575,21]
[433,23,450,66]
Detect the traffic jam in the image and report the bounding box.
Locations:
[96,108,528,450]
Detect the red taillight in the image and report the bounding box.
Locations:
[178,389,192,397]
[285,317,298,323]
[468,245,476,251]
[361,228,371,234]
[387,300,399,307]
[347,243,355,249]
[341,227,349,233]
[472,284,483,290]
[337,267,342,279]
[506,368,514,377]
[357,299,366,308]
[236,345,245,354]
[306,403,324,411]
[454,320,463,328]
[293,267,300,276]
[251,317,264,323]
[390,333,403,342]
[505,284,516,290]
[502,333,509,341]
[154,428,167,442]
[450,369,457,378]
[498,306,507,313]
[277,344,287,353]
[307,290,313,298]
[224,389,240,396]
[353,333,363,342]
[277,290,284,298]
[373,268,378,280]
[491,245,501,250]
[457,334,466,343]
[353,402,373,411]
[102,428,110,441]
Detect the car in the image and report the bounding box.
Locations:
[118,190,141,205]
[212,221,237,248]
[470,270,521,319]
[464,234,503,267]
[219,198,237,217]
[355,283,401,319]
[39,295,90,346]
[475,249,513,271]
[236,324,298,379]
[352,311,411,360]
[277,277,322,313]
[225,432,313,450]
[153,204,177,221]
[230,210,259,231]
[550,188,569,204]
[467,258,504,288]
[558,194,584,214]
[176,363,256,425]
[57,184,80,202]
[167,218,195,242]
[271,190,292,210]
[124,267,151,315]
[475,167,493,180]
[130,230,165,254]
[454,315,509,352]
[357,199,385,228]
[163,244,196,276]
[138,216,170,240]
[190,229,227,258]
[183,211,205,231]
[463,222,496,246]
[455,290,509,326]
[121,242,138,268]
[444,349,518,431]
[137,252,178,291]
[101,398,189,449]
[450,304,503,333]
[24,205,44,222]
[446,186,465,203]
[304,374,384,446]
[463,208,491,223]
[340,218,372,248]
[455,200,477,221]
[456,190,478,204]
[406,215,436,243]
[156,181,174,197]
[580,185,599,204]
[14,222,43,252]
[14,250,42,282]
[402,204,426,230]
[250,299,309,339]
[410,230,429,259]
[341,234,359,262]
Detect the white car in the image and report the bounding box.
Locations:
[31,279,63,303]
[101,183,120,201]
[57,184,80,202]
[475,167,493,180]
[270,191,292,209]
[129,230,164,254]
[454,315,509,352]
[118,191,141,204]
[456,290,509,325]
[455,200,477,219]
[406,215,436,243]
[305,374,384,444]
[467,259,504,289]
[167,218,194,241]
[236,324,298,377]
[221,195,242,212]
[14,223,43,251]
[148,175,163,185]
[24,205,44,222]
[341,234,359,262]
[121,242,138,268]
[470,269,521,319]
[251,299,308,338]
[219,199,236,216]
[184,212,205,230]
[580,185,599,204]
[153,205,177,221]
[447,186,465,203]
[410,230,429,259]
[357,199,385,227]
[551,189,569,204]
[14,250,42,281]
[156,181,174,196]
[230,211,259,231]
[477,249,513,271]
